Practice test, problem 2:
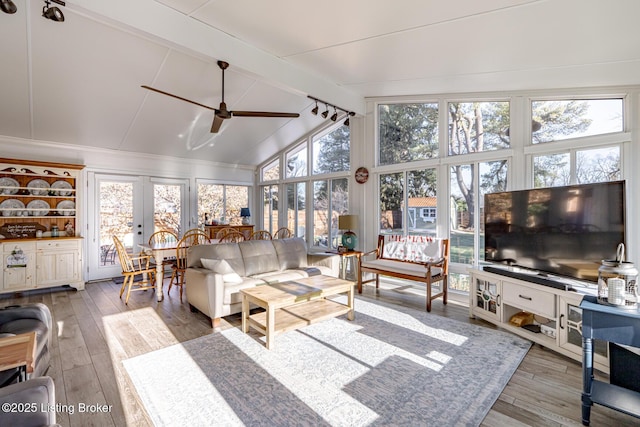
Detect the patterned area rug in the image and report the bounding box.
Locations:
[123,297,531,426]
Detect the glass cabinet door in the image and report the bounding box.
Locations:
[559,298,609,367]
[473,275,501,322]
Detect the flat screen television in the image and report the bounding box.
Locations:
[484,180,626,283]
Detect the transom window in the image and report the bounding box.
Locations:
[448,101,510,156]
[378,103,439,165]
[531,98,624,144]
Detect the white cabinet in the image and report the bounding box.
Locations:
[36,239,83,290]
[1,238,84,293]
[3,242,36,290]
[469,268,608,373]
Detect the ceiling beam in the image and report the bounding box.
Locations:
[67,0,365,115]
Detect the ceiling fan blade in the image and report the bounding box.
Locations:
[231,111,300,118]
[141,85,217,111]
[211,115,225,133]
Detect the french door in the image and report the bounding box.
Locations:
[86,173,188,281]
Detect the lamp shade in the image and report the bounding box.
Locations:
[240,208,251,217]
[338,215,358,231]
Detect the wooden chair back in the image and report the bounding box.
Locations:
[113,235,156,304]
[215,227,237,239]
[148,230,178,245]
[249,230,272,240]
[273,227,292,239]
[218,231,245,243]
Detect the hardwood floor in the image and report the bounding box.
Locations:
[2,278,638,427]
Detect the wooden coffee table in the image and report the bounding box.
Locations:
[240,275,355,349]
[0,331,37,386]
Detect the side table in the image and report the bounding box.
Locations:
[580,296,640,425]
[0,331,37,386]
[326,250,363,281]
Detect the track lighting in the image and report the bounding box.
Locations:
[321,104,329,119]
[1,0,17,14]
[308,95,355,127]
[42,0,65,22]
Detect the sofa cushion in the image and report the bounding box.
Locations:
[0,319,48,353]
[224,278,266,305]
[238,240,280,276]
[188,243,246,276]
[272,238,309,270]
[200,259,243,284]
[250,270,307,284]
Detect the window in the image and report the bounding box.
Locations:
[286,182,306,238]
[531,98,623,144]
[153,183,182,236]
[312,124,350,174]
[450,160,508,264]
[262,159,280,181]
[448,101,510,156]
[286,143,307,178]
[378,103,438,165]
[197,183,249,225]
[379,169,437,236]
[533,146,620,188]
[312,178,348,249]
[262,184,278,234]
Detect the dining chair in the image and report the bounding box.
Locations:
[249,230,272,240]
[215,227,237,240]
[273,227,292,239]
[218,231,245,243]
[147,230,178,271]
[168,229,210,302]
[113,236,156,305]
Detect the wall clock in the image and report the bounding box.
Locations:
[355,167,369,184]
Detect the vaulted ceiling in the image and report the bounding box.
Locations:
[1,0,639,166]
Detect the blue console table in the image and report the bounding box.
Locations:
[580,295,640,425]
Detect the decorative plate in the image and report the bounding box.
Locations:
[355,166,369,184]
[27,199,50,216]
[56,200,75,216]
[0,199,25,217]
[0,177,19,195]
[27,179,50,196]
[51,180,73,196]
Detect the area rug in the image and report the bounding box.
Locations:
[123,297,531,427]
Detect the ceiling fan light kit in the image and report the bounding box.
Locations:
[308,95,355,127]
[142,60,300,133]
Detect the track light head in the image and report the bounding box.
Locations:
[330,108,338,122]
[1,0,17,14]
[343,117,350,126]
[42,0,65,22]
[311,101,318,115]
[321,104,329,119]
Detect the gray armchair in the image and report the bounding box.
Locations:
[0,376,58,427]
[0,303,53,386]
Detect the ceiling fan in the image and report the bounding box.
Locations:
[141,60,300,133]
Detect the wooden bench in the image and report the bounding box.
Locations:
[358,235,449,312]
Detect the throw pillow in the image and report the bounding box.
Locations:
[201,258,243,284]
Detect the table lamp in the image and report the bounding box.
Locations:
[240,208,251,225]
[338,214,358,250]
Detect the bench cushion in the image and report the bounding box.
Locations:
[361,259,443,278]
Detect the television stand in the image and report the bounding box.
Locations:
[468,266,608,373]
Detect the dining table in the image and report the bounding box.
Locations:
[138,241,176,301]
[138,239,218,301]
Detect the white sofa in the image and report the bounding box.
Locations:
[185,238,340,327]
